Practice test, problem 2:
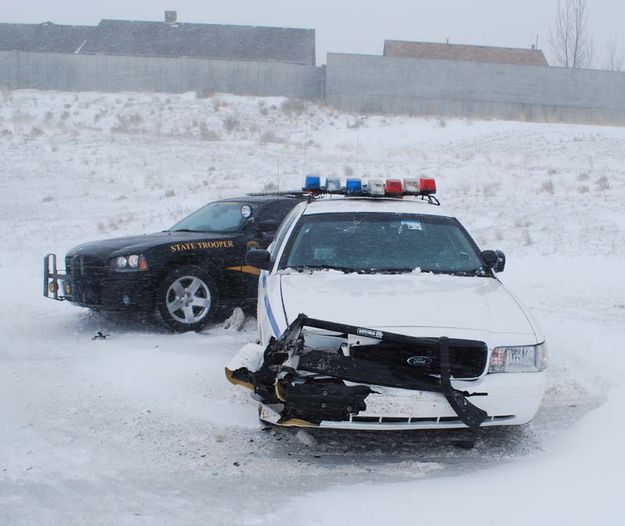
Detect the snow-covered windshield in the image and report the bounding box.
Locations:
[280,212,485,275]
[169,202,247,233]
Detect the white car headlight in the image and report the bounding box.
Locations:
[489,343,547,373]
[111,254,149,272]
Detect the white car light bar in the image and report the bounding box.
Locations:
[302,175,437,198]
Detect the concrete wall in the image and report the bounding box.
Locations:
[3,50,625,126]
[326,53,625,125]
[0,50,18,88]
[0,51,326,98]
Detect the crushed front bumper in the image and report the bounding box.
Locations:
[226,314,545,431]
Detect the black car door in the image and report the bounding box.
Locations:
[239,199,300,300]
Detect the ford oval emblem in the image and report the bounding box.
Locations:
[406,356,432,367]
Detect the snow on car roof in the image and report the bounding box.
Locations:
[302,195,453,217]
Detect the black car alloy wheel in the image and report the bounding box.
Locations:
[157,266,219,332]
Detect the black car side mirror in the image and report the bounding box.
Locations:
[481,250,506,273]
[255,220,279,233]
[246,249,272,271]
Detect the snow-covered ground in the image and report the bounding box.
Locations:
[0,89,624,525]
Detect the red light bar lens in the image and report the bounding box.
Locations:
[385,179,403,195]
[419,177,437,194]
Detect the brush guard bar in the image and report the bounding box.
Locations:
[43,253,68,301]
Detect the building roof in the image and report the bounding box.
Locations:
[384,40,548,66]
[0,18,316,65]
[0,22,94,53]
[86,19,316,65]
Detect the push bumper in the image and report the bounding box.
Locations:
[43,253,70,300]
[44,253,154,310]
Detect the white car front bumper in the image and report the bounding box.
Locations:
[259,371,546,431]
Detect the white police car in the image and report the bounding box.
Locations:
[226,176,547,431]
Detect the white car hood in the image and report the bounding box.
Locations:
[279,271,538,343]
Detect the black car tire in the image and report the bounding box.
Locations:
[156,266,219,332]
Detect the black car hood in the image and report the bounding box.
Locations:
[67,231,239,259]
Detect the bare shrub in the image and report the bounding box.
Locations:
[112,113,143,133]
[540,180,555,194]
[482,182,501,197]
[577,171,590,181]
[199,123,222,141]
[522,228,533,246]
[438,118,447,128]
[596,175,610,191]
[222,116,241,132]
[97,214,135,233]
[259,130,286,144]
[30,127,44,138]
[164,189,176,198]
[281,98,308,116]
[212,97,226,112]
[548,168,557,175]
[346,115,366,129]
[42,196,54,203]
[578,185,590,193]
[144,176,163,191]
[196,88,214,99]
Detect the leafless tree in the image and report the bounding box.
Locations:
[549,0,594,68]
[604,35,624,71]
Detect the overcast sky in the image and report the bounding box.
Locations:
[3,0,623,65]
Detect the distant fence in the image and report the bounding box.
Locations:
[326,53,625,126]
[3,50,625,126]
[0,51,326,99]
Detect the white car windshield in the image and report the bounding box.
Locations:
[280,212,486,275]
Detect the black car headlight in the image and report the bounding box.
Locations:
[489,343,548,373]
[111,254,149,272]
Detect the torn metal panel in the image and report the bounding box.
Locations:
[226,313,489,430]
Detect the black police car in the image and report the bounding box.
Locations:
[44,194,305,331]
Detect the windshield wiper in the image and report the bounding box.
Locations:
[367,267,417,275]
[287,264,362,274]
[168,228,207,233]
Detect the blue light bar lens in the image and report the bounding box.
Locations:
[304,175,321,191]
[346,178,362,194]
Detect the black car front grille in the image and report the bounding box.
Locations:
[65,255,109,305]
[350,340,488,379]
[66,255,108,277]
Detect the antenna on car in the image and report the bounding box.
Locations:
[301,120,309,178]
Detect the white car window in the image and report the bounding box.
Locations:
[269,203,305,258]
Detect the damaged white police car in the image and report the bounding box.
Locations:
[226,177,547,431]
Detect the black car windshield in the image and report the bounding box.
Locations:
[169,202,248,233]
[280,212,486,275]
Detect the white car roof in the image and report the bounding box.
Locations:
[301,195,453,217]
